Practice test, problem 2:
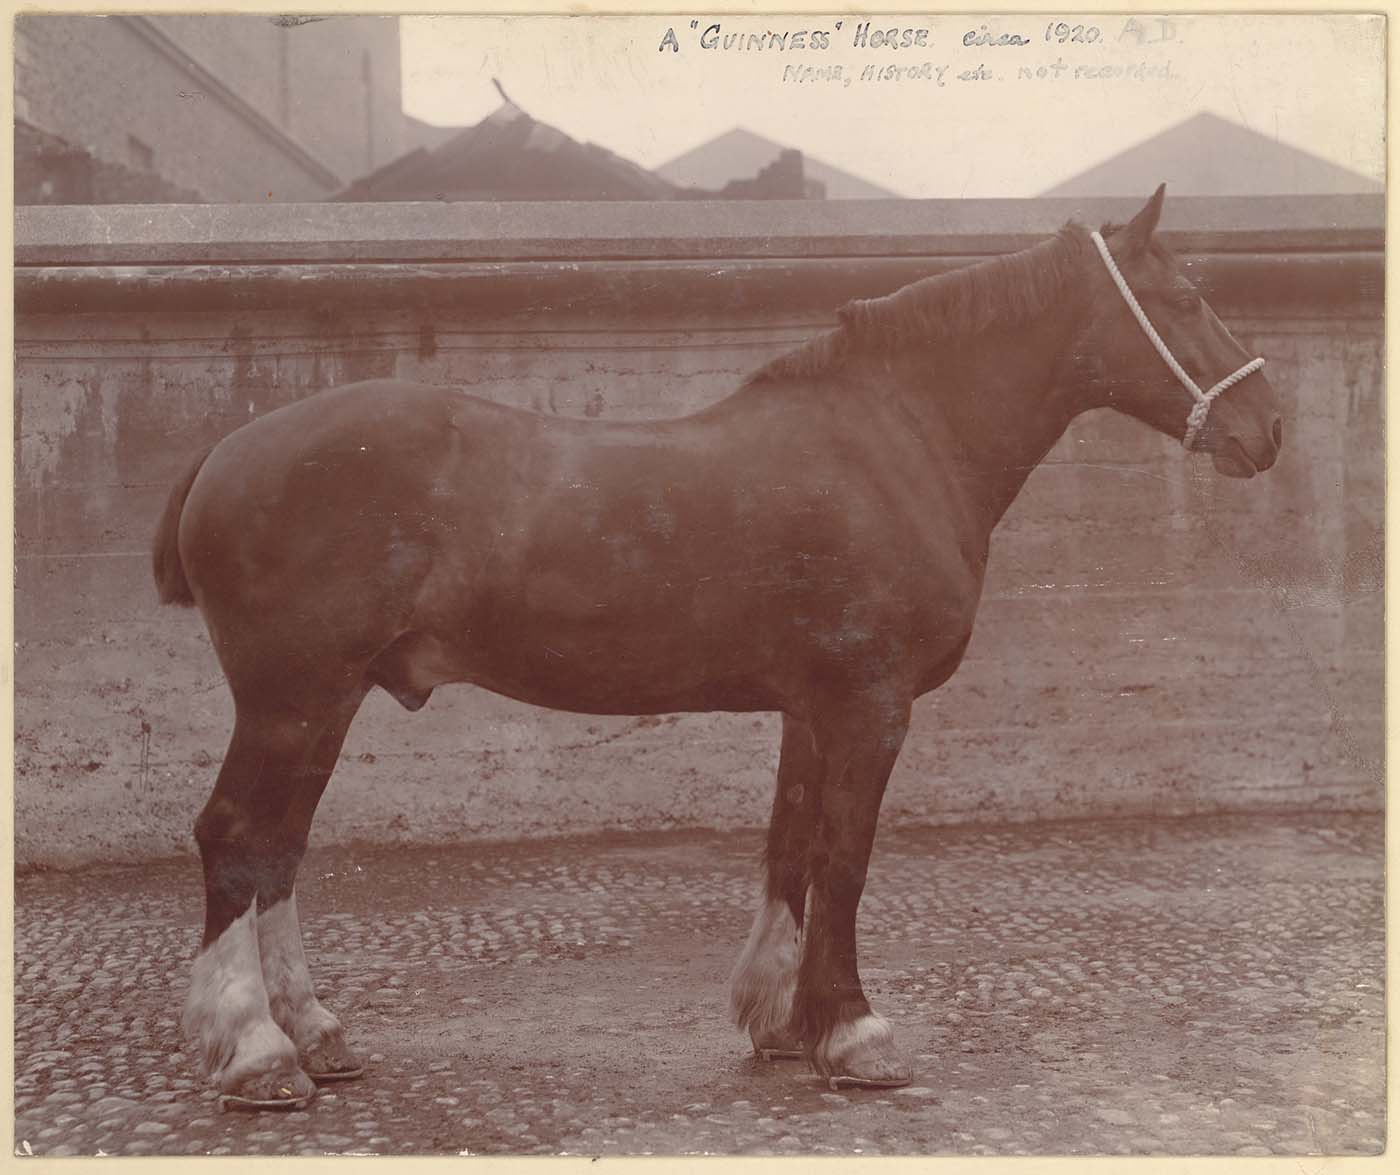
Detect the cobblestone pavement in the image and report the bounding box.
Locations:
[14,812,1385,1157]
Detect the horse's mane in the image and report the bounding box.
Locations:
[744,221,1100,387]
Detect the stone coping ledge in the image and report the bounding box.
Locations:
[15,252,1383,319]
[15,194,1385,267]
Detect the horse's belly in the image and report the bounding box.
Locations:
[464,661,776,717]
[451,641,777,717]
[402,584,778,716]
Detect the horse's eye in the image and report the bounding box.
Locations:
[1170,293,1201,314]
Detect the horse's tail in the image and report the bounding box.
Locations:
[152,445,214,607]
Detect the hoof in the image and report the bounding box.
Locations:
[309,1065,364,1084]
[219,1065,316,1113]
[828,1067,912,1091]
[300,1028,365,1084]
[750,1028,804,1062]
[821,1015,912,1090]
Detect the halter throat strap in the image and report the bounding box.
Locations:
[1090,230,1265,450]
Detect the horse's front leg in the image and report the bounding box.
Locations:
[730,714,819,1059]
[795,694,911,1088]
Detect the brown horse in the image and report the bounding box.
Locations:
[153,186,1281,1109]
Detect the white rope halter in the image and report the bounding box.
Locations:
[1090,231,1265,451]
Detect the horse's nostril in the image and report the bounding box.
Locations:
[1272,417,1284,449]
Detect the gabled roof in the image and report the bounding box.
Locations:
[658,128,900,199]
[337,99,678,202]
[1041,112,1383,197]
[340,100,817,202]
[401,113,467,154]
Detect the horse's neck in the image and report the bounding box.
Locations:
[722,272,1092,535]
[899,311,1087,534]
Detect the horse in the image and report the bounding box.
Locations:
[152,185,1282,1110]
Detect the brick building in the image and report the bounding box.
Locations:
[15,13,405,202]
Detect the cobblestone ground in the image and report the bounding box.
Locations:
[14,812,1385,1157]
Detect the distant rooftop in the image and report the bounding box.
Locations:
[337,98,675,202]
[340,98,818,202]
[1041,112,1383,197]
[658,127,901,200]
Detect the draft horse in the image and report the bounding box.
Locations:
[154,186,1282,1109]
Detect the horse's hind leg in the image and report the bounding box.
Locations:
[184,701,347,1109]
[730,714,819,1059]
[255,694,366,1083]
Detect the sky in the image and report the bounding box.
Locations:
[399,13,1385,198]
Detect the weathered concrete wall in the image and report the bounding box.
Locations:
[13,198,1384,866]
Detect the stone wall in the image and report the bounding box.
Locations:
[13,197,1384,866]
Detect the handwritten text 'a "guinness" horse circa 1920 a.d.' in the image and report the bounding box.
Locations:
[654,17,1178,88]
[655,17,1178,55]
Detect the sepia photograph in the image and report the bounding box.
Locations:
[10,6,1386,1159]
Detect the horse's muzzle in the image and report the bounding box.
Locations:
[1212,418,1282,478]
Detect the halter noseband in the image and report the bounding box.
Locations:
[1090,231,1265,451]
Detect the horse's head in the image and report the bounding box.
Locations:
[1075,184,1282,477]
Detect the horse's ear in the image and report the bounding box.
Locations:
[1121,183,1166,254]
